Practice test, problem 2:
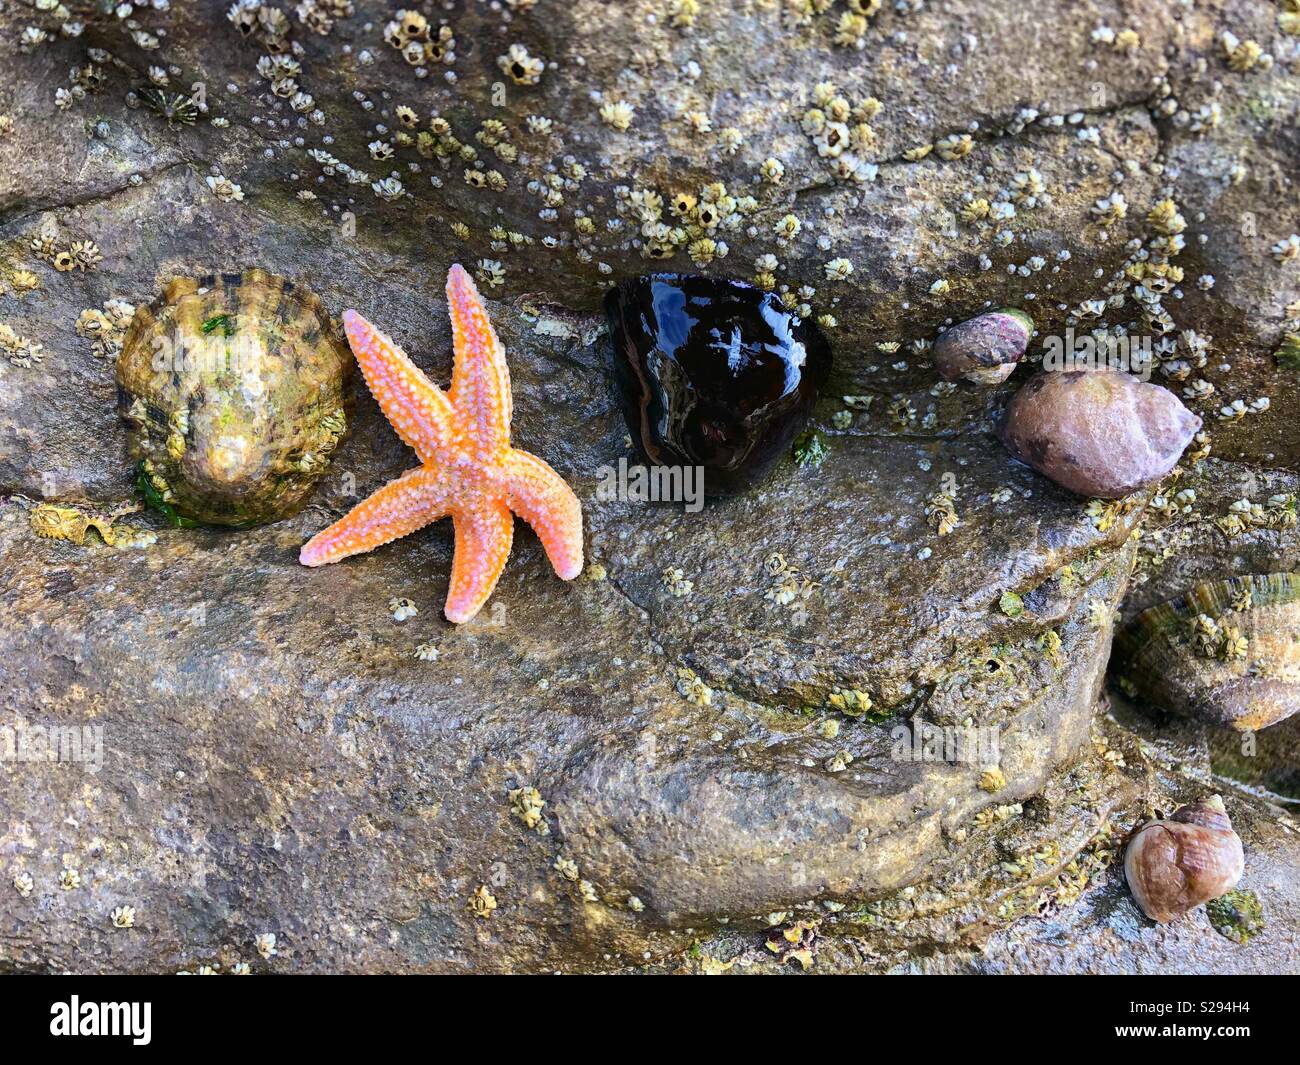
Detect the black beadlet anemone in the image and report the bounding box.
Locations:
[605,273,832,494]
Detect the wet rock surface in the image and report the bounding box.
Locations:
[1,0,1298,972]
[0,428,1143,972]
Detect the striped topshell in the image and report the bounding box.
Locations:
[1116,573,1300,731]
[117,270,352,527]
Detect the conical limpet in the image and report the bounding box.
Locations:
[117,269,353,526]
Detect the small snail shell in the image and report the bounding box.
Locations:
[932,309,1033,385]
[1124,796,1244,923]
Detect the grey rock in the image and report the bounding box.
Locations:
[1,0,1297,973]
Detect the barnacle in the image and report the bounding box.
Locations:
[936,133,974,160]
[1147,198,1187,236]
[470,885,498,919]
[508,786,548,833]
[206,175,244,202]
[1273,235,1300,264]
[599,100,635,130]
[1221,31,1265,72]
[498,43,544,86]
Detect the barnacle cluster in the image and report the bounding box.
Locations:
[29,217,101,273]
[1213,493,1296,538]
[800,81,881,185]
[994,823,1117,922]
[827,686,876,719]
[383,8,455,70]
[613,180,758,263]
[765,918,818,970]
[675,666,713,706]
[0,321,45,368]
[1283,0,1300,36]
[75,298,136,360]
[763,552,817,612]
[661,566,695,597]
[508,786,549,834]
[226,0,330,123]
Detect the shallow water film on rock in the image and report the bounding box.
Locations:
[1,0,1298,984]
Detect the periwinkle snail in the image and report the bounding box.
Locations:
[1000,369,1201,498]
[605,274,832,494]
[932,308,1033,385]
[1124,796,1245,923]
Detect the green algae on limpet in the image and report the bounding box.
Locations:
[1206,889,1265,944]
[135,461,201,528]
[201,312,235,337]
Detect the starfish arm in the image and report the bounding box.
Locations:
[503,448,584,581]
[444,501,515,623]
[444,263,512,455]
[342,310,454,462]
[299,466,453,567]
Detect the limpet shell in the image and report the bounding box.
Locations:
[1116,573,1300,731]
[116,269,352,526]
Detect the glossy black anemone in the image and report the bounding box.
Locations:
[605,274,832,493]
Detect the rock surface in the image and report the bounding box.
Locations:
[0,0,1297,973]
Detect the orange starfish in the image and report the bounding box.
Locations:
[300,264,583,623]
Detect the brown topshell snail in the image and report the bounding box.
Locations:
[1124,796,1245,924]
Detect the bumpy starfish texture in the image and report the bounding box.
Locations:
[300,264,583,623]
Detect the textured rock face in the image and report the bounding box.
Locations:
[0,427,1140,972]
[1,0,1298,973]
